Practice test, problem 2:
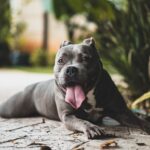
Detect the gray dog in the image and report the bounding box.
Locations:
[0,38,150,139]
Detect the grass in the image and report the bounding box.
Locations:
[101,58,118,74]
[1,66,53,74]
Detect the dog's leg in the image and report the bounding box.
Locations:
[55,99,104,139]
[96,70,150,134]
[109,109,150,134]
[63,114,105,139]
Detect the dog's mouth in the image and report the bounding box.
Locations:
[61,80,86,109]
[65,84,85,109]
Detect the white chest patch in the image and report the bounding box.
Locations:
[87,88,96,108]
[84,88,103,122]
[87,89,96,107]
[86,88,103,112]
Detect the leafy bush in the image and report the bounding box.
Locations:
[0,0,11,43]
[0,41,11,66]
[30,49,56,67]
[0,0,11,66]
[95,0,150,98]
[30,49,49,67]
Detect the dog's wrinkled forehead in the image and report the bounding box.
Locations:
[56,37,96,59]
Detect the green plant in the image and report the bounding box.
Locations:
[30,49,56,67]
[131,92,150,110]
[0,0,12,66]
[96,0,150,97]
[131,91,150,114]
[30,49,50,67]
[0,0,11,43]
[11,21,27,50]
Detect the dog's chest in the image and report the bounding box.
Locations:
[86,89,96,108]
[83,88,103,122]
[85,88,103,111]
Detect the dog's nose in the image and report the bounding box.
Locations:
[66,66,78,77]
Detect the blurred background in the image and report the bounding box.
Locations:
[0,0,150,118]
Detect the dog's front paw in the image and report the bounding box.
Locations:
[84,124,105,139]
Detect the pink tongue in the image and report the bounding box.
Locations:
[65,85,85,109]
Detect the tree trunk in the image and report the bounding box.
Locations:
[42,11,49,51]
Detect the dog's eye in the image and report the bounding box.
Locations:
[58,58,64,64]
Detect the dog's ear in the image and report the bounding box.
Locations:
[60,41,72,48]
[83,37,95,47]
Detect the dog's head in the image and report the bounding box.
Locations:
[54,37,103,109]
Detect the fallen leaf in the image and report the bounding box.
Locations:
[100,140,118,149]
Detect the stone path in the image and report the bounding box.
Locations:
[0,70,150,150]
[0,117,150,150]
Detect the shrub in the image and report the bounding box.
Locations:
[0,0,12,66]
[30,49,49,67]
[30,49,56,67]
